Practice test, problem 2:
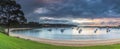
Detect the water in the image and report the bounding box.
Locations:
[11,27,120,40]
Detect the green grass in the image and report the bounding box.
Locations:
[0,33,120,49]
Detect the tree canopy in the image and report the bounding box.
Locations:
[0,0,27,35]
[0,0,27,25]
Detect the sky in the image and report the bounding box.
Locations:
[16,0,120,26]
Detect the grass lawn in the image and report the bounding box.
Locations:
[0,33,120,49]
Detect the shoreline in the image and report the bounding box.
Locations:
[8,28,120,46]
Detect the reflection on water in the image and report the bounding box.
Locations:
[12,27,120,40]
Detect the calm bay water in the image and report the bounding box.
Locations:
[11,27,120,40]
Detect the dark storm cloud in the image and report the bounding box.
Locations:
[16,0,120,19]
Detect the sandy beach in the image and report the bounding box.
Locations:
[7,28,120,46]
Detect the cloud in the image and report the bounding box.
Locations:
[34,8,50,14]
[38,17,76,24]
[39,17,55,20]
[16,0,120,22]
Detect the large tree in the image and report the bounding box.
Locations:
[0,0,27,35]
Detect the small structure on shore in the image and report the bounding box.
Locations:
[78,29,82,34]
[61,29,65,33]
[94,29,98,33]
[77,27,80,30]
[48,29,52,32]
[106,28,110,33]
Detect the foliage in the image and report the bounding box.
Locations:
[0,0,27,25]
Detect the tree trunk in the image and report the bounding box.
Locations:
[7,27,9,36]
[6,23,10,36]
